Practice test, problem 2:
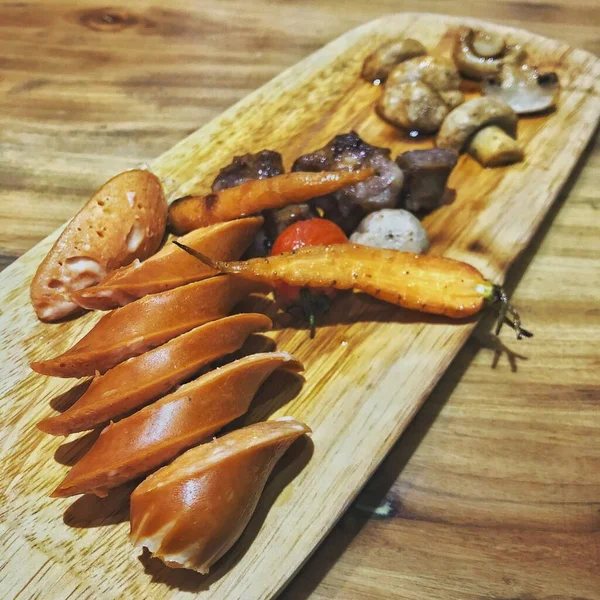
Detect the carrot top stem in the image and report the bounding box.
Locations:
[300,288,317,338]
[298,288,332,338]
[489,285,533,340]
[174,242,220,268]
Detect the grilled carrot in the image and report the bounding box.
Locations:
[71,217,263,311]
[51,351,302,497]
[175,243,530,338]
[31,275,268,378]
[37,313,272,436]
[167,169,375,234]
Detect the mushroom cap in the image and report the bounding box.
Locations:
[439,90,465,110]
[483,64,560,114]
[452,27,526,81]
[361,38,427,83]
[436,97,518,152]
[387,55,462,92]
[377,80,450,133]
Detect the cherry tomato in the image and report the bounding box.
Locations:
[270,218,348,305]
[271,218,348,255]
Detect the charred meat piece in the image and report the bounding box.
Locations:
[212,150,284,192]
[243,227,271,259]
[265,197,362,242]
[396,149,459,212]
[264,202,316,241]
[290,132,404,233]
[212,149,284,257]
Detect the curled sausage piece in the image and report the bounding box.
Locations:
[378,56,464,133]
[30,275,268,378]
[453,27,526,81]
[361,38,427,83]
[31,170,167,322]
[72,217,263,310]
[51,352,301,497]
[37,313,272,436]
[130,418,311,573]
[437,97,522,167]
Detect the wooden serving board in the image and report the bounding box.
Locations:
[1,13,598,600]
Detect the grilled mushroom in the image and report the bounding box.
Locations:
[362,38,427,83]
[387,56,462,93]
[377,56,464,133]
[437,97,523,167]
[378,81,450,134]
[483,64,560,114]
[453,27,526,81]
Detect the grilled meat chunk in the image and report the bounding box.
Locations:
[211,150,284,257]
[264,203,316,241]
[212,150,284,192]
[289,132,404,233]
[396,148,459,212]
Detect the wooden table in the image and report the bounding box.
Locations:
[1,2,598,598]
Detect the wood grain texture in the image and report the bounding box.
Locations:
[1,4,599,600]
[1,0,598,266]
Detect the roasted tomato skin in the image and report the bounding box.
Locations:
[270,218,348,254]
[270,219,348,304]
